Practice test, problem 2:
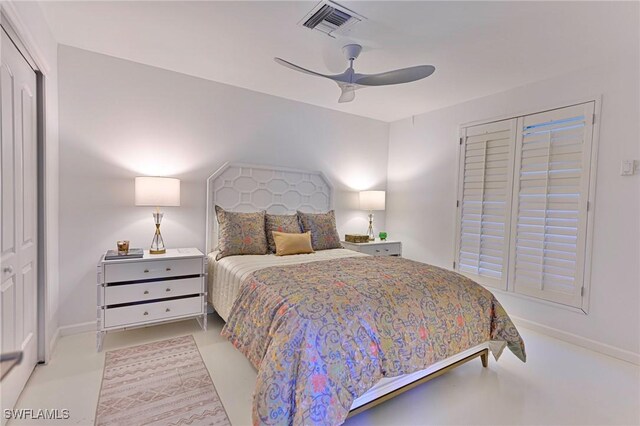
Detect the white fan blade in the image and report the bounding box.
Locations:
[355,65,435,86]
[275,58,353,84]
[274,57,334,79]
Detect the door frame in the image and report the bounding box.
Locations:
[1,2,52,363]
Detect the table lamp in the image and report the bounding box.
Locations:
[359,190,386,241]
[135,176,180,254]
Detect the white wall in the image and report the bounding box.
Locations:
[4,1,60,361]
[386,55,640,358]
[57,45,389,328]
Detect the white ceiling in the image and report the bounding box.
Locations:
[40,1,638,122]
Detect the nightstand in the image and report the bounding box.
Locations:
[96,248,207,351]
[341,240,402,257]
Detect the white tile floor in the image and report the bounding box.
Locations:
[10,314,640,426]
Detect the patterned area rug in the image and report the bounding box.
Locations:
[96,335,230,426]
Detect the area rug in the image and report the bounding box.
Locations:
[96,335,231,426]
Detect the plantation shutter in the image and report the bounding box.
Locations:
[456,118,517,290]
[508,102,595,307]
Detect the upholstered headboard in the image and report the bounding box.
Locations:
[205,163,333,254]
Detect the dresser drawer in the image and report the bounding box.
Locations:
[359,243,401,256]
[105,258,202,283]
[104,296,203,328]
[104,276,203,306]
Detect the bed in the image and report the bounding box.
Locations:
[205,163,526,425]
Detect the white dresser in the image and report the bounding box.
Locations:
[96,248,206,351]
[341,240,402,257]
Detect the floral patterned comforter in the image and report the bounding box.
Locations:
[222,256,526,426]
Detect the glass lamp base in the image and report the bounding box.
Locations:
[367,212,375,241]
[150,211,166,254]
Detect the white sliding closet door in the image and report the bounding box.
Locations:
[1,27,39,414]
[455,118,517,290]
[508,102,595,307]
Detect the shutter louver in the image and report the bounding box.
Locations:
[456,119,516,290]
[508,103,595,307]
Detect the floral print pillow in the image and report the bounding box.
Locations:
[215,206,268,260]
[265,214,302,253]
[297,210,341,251]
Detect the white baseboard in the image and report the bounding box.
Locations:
[58,320,97,337]
[512,316,639,365]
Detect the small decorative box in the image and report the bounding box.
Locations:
[345,234,369,243]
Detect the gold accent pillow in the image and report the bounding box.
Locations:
[272,231,314,256]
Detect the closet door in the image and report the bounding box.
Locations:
[1,27,38,414]
[455,118,517,290]
[508,102,595,307]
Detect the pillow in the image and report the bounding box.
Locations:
[297,210,341,251]
[265,213,302,253]
[215,206,268,260]
[272,231,314,256]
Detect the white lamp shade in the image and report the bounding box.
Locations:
[360,190,386,211]
[135,177,181,207]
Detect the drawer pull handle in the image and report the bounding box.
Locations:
[3,266,14,274]
[166,267,172,271]
[143,290,149,295]
[166,288,171,292]
[375,249,381,252]
[385,249,389,252]
[144,269,149,273]
[143,311,149,316]
[165,308,171,313]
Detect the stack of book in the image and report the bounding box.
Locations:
[104,248,144,260]
[345,234,370,243]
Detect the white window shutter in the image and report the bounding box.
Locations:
[508,102,595,307]
[456,118,517,290]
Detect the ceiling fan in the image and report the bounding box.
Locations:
[274,44,435,103]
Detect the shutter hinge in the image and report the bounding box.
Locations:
[581,287,585,296]
[587,201,590,211]
[459,137,463,145]
[592,114,596,125]
[453,261,456,269]
[456,200,460,208]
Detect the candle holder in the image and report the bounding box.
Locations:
[117,240,130,255]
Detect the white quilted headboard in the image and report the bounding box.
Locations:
[205,163,333,254]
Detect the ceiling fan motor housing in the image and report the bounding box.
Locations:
[343,44,362,61]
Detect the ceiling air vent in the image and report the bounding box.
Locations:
[299,1,364,37]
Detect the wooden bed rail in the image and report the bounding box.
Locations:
[348,348,489,418]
